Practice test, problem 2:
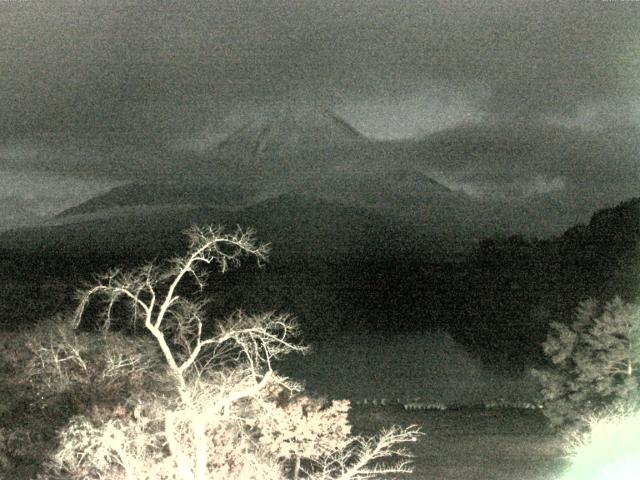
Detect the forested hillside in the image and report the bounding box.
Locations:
[1,197,638,370]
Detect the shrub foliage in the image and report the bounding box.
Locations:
[533,296,640,430]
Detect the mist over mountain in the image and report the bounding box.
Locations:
[48,107,639,245]
[0,195,51,229]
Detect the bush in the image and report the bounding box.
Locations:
[533,297,640,430]
[32,225,421,480]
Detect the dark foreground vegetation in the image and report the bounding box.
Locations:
[1,197,638,370]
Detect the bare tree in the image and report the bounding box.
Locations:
[42,225,421,480]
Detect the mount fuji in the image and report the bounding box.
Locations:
[55,107,458,227]
[42,106,639,253]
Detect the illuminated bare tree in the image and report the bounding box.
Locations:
[73,226,272,390]
[42,225,420,480]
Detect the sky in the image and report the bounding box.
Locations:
[0,0,639,226]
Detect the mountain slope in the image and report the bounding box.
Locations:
[7,192,453,265]
[57,182,259,217]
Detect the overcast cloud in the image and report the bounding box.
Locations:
[0,0,638,223]
[2,1,639,143]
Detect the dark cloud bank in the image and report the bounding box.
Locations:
[0,0,638,227]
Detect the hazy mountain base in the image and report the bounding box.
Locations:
[274,331,541,406]
[0,196,638,372]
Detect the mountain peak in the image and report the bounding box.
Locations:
[216,107,366,160]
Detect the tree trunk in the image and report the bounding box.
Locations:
[293,455,301,480]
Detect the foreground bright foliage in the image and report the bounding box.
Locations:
[558,402,640,480]
[29,225,421,480]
